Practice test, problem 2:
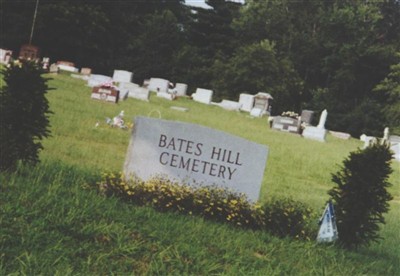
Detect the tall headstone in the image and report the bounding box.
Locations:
[124,117,269,202]
[300,110,314,125]
[239,94,255,112]
[302,109,328,142]
[317,109,328,129]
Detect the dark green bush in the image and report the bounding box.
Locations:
[262,198,315,240]
[328,140,393,248]
[0,61,51,172]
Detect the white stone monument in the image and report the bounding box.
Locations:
[124,117,269,202]
[175,83,188,97]
[302,109,328,142]
[213,100,242,111]
[113,70,133,83]
[128,87,150,102]
[148,78,169,93]
[119,82,140,100]
[239,94,255,112]
[192,88,213,104]
[88,74,113,87]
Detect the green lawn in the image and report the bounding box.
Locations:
[1,72,399,275]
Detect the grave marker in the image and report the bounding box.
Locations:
[124,117,269,202]
[192,88,213,104]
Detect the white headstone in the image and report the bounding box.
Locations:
[157,92,175,100]
[88,74,113,87]
[113,70,133,83]
[119,82,140,100]
[239,94,255,112]
[124,117,269,202]
[148,78,169,93]
[302,126,327,142]
[383,127,389,141]
[175,83,188,96]
[128,87,150,102]
[214,100,242,111]
[317,109,328,129]
[192,88,213,104]
[57,64,79,72]
[391,143,400,162]
[250,108,263,118]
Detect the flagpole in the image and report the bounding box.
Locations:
[29,0,40,44]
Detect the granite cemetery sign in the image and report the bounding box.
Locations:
[124,117,269,201]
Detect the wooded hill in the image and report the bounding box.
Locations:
[2,0,400,136]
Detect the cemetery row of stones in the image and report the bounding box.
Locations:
[45,60,399,161]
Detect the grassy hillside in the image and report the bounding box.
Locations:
[1,72,399,274]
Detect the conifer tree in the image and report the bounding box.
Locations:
[328,141,393,248]
[0,61,51,172]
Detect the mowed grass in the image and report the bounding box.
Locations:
[1,72,400,274]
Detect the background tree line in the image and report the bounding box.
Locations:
[1,0,399,136]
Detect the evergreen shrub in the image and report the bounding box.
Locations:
[0,61,51,172]
[328,140,393,248]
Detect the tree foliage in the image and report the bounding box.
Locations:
[0,61,52,172]
[1,0,399,136]
[328,141,393,248]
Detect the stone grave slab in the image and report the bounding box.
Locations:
[148,78,169,93]
[91,86,119,103]
[88,74,113,87]
[302,126,327,142]
[329,131,351,140]
[170,106,189,112]
[113,70,133,83]
[300,110,314,125]
[157,92,174,100]
[119,82,140,100]
[192,88,213,104]
[81,67,92,75]
[272,116,300,134]
[175,83,188,96]
[214,100,242,111]
[128,87,150,102]
[124,117,269,202]
[239,94,255,112]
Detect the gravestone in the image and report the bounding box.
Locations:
[213,100,242,111]
[239,94,255,112]
[0,49,12,64]
[300,110,314,125]
[272,116,300,134]
[88,74,113,87]
[192,88,213,104]
[157,91,175,100]
[19,44,39,61]
[170,106,189,112]
[148,78,169,93]
[250,108,264,118]
[391,144,400,162]
[124,117,269,202]
[49,63,59,74]
[119,82,139,100]
[389,135,400,145]
[175,83,188,96]
[113,70,133,83]
[81,68,92,75]
[302,109,328,142]
[329,131,351,140]
[91,85,119,103]
[57,61,78,72]
[128,87,150,102]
